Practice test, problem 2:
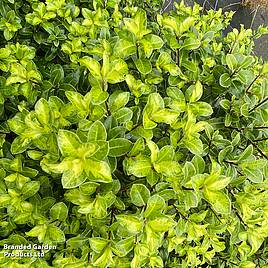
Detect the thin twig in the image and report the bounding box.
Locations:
[245,74,261,93]
[208,206,222,223]
[162,0,174,14]
[249,97,268,113]
[105,101,111,116]
[250,5,260,28]
[172,204,190,221]
[227,189,248,229]
[248,139,268,160]
[214,0,219,10]
[222,2,241,10]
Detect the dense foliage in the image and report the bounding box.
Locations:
[0,0,268,267]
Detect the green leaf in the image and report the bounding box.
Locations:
[79,182,99,195]
[237,145,253,162]
[144,195,166,218]
[235,70,248,84]
[148,216,175,232]
[123,9,151,40]
[11,137,31,154]
[61,165,86,189]
[50,202,68,221]
[247,229,265,256]
[242,168,263,183]
[90,87,109,105]
[93,246,113,267]
[192,155,205,173]
[26,225,65,243]
[113,107,133,124]
[219,73,231,88]
[105,58,128,84]
[181,38,201,50]
[57,130,82,157]
[22,181,40,199]
[108,138,132,157]
[218,145,233,164]
[141,34,164,57]
[0,194,11,207]
[128,138,145,157]
[240,159,267,170]
[167,87,186,112]
[189,102,213,116]
[112,237,135,257]
[35,98,51,125]
[149,256,164,268]
[135,58,152,75]
[179,17,196,34]
[85,159,112,183]
[50,64,64,85]
[79,56,101,79]
[25,225,46,241]
[151,109,179,124]
[130,184,150,207]
[183,136,203,155]
[109,91,130,113]
[157,146,175,162]
[203,189,231,214]
[67,237,89,249]
[87,121,107,141]
[47,225,66,243]
[143,93,165,129]
[205,175,231,191]
[185,81,203,103]
[114,39,136,59]
[124,156,152,177]
[226,54,237,72]
[116,215,143,234]
[156,52,180,76]
[154,161,182,177]
[239,261,256,268]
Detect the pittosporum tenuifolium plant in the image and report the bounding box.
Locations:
[0,0,268,267]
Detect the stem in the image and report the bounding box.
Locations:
[214,0,219,10]
[250,5,259,29]
[254,126,268,129]
[224,160,244,176]
[161,0,174,14]
[245,73,261,93]
[108,208,115,240]
[248,139,268,160]
[249,97,268,113]
[105,101,111,116]
[136,42,140,59]
[228,189,248,229]
[203,0,214,10]
[176,49,180,66]
[223,2,241,10]
[172,204,189,221]
[126,123,141,133]
[181,186,194,191]
[208,206,222,223]
[230,69,237,79]
[226,126,268,159]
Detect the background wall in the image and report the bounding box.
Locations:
[162,0,268,60]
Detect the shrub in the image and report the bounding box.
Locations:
[0,0,268,267]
